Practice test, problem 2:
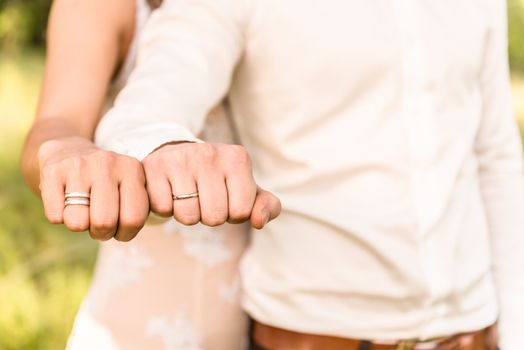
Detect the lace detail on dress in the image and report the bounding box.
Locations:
[218,275,241,304]
[163,219,232,266]
[146,313,203,350]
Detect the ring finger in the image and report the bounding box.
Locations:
[170,172,200,226]
[63,178,91,232]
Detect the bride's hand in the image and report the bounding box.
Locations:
[37,137,149,241]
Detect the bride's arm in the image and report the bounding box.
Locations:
[20,0,149,241]
[22,0,134,193]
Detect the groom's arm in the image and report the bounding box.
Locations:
[475,2,524,349]
[98,0,281,228]
[97,0,247,160]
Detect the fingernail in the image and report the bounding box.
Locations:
[263,212,270,226]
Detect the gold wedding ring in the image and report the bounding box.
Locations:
[64,192,91,207]
[173,192,199,200]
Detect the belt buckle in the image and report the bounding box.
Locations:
[395,339,417,350]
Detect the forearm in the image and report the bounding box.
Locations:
[480,164,524,349]
[474,2,524,347]
[22,0,135,194]
[97,0,244,160]
[21,117,94,194]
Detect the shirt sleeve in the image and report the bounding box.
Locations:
[95,0,247,160]
[475,2,524,349]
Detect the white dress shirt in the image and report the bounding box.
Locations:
[96,0,524,348]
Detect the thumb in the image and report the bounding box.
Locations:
[250,187,281,230]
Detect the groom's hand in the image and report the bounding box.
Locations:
[142,142,281,229]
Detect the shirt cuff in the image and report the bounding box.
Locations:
[95,122,202,161]
[498,293,524,350]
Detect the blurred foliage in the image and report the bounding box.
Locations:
[513,76,524,141]
[0,0,523,70]
[509,0,524,71]
[0,51,98,350]
[0,0,51,51]
[0,1,522,349]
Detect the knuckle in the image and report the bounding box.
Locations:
[94,150,116,165]
[202,209,228,227]
[202,217,224,227]
[119,215,145,231]
[151,202,172,216]
[41,163,60,182]
[37,140,58,162]
[114,231,138,242]
[91,218,117,233]
[229,205,252,220]
[114,235,130,242]
[225,145,251,169]
[122,157,145,181]
[141,154,156,170]
[68,155,85,172]
[41,168,66,189]
[143,161,159,180]
[158,154,188,176]
[91,152,117,176]
[130,158,144,173]
[89,230,113,241]
[198,143,218,164]
[45,211,62,224]
[120,153,138,166]
[66,220,89,232]
[168,149,189,168]
[176,213,200,226]
[46,155,86,180]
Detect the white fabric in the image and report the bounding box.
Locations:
[97,0,524,348]
[68,1,250,349]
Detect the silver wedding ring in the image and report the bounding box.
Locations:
[65,192,91,207]
[65,198,90,206]
[65,192,90,200]
[173,192,199,200]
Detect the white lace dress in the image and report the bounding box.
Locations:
[66,1,250,349]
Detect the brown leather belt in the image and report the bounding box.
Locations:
[253,321,498,350]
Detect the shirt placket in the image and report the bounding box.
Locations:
[394,0,452,338]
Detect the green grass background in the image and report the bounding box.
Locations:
[0,4,523,349]
[0,50,97,350]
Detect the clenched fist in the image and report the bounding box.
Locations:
[38,137,149,241]
[142,142,281,229]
